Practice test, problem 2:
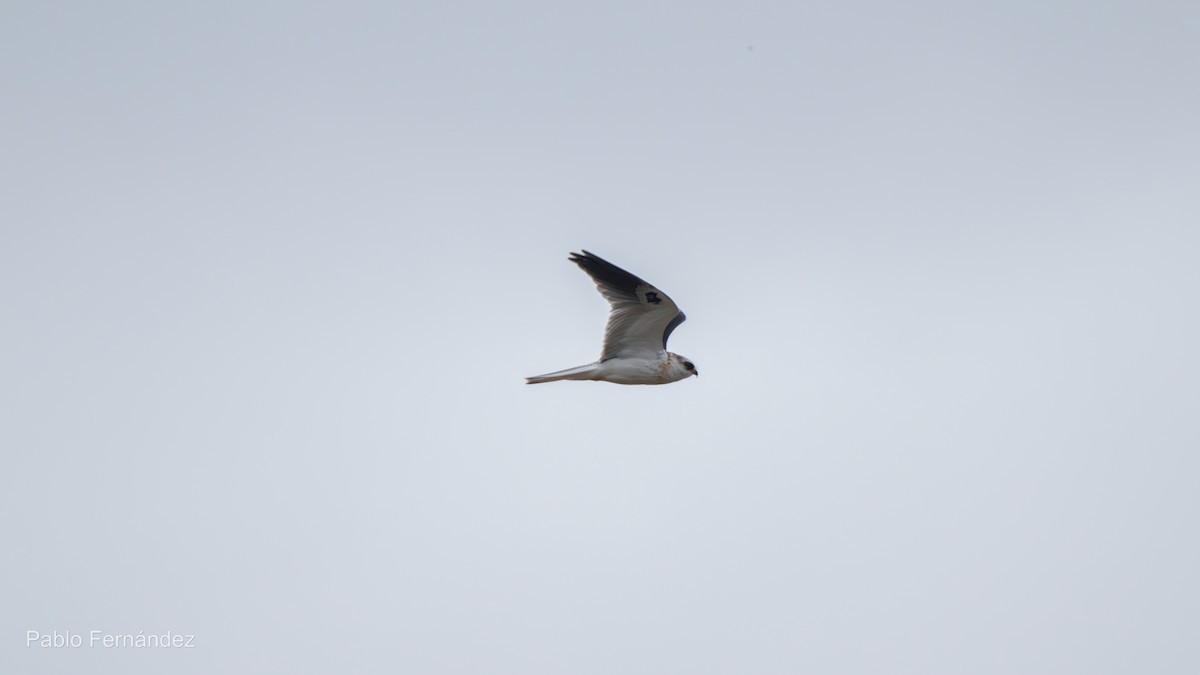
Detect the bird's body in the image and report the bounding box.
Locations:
[525,353,694,385]
[526,251,698,386]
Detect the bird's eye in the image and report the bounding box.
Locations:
[684,362,694,370]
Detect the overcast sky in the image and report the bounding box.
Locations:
[3,1,1198,673]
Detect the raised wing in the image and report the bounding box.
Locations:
[569,250,687,360]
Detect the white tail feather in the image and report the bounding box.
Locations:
[525,363,599,384]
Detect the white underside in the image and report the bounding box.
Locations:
[592,357,666,385]
[527,354,687,385]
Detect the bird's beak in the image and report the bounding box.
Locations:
[694,370,700,377]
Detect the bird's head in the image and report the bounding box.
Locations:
[668,353,699,380]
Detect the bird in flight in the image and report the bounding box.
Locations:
[526,250,698,385]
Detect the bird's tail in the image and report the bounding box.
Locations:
[525,363,599,384]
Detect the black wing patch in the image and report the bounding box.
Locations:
[662,311,686,349]
[645,291,662,305]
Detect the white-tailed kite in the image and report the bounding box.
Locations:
[526,250,698,385]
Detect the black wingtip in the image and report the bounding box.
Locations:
[567,250,647,293]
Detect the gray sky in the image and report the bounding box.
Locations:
[3,1,1198,673]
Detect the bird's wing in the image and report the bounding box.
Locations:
[569,250,687,360]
